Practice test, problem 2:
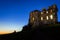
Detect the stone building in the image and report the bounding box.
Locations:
[29,4,58,26]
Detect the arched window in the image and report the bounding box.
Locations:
[50,15,53,19]
[46,16,49,20]
[32,17,34,21]
[46,11,48,14]
[41,12,43,14]
[41,17,43,20]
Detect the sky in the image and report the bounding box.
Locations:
[0,0,60,34]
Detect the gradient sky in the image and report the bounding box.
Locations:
[0,0,60,34]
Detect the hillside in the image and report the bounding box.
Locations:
[0,24,60,40]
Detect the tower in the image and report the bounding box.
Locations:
[29,10,40,27]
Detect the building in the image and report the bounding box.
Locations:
[29,4,58,27]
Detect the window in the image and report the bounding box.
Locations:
[46,16,49,20]
[41,12,43,14]
[32,17,34,21]
[41,17,43,20]
[46,11,48,13]
[50,15,53,19]
[50,10,52,13]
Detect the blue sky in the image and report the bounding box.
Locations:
[0,0,60,34]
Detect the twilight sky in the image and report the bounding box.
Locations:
[0,0,60,34]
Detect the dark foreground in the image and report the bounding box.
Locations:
[0,24,60,40]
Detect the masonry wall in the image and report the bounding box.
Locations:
[29,4,58,26]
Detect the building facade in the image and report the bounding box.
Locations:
[29,4,58,26]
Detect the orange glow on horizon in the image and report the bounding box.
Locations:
[0,31,13,34]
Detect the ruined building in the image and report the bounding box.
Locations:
[29,4,58,27]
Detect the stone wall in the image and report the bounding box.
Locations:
[29,4,58,26]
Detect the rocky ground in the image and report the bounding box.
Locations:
[0,24,60,40]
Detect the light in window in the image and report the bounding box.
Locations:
[50,15,53,19]
[46,11,48,13]
[41,17,43,20]
[41,12,43,14]
[46,16,49,20]
[33,17,34,21]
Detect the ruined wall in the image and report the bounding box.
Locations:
[29,4,58,26]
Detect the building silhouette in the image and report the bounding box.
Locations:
[29,4,58,27]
